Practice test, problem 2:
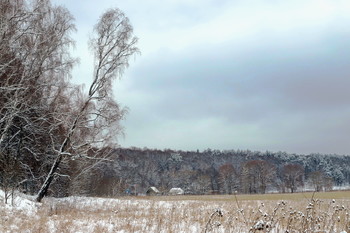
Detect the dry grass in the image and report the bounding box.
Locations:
[134,190,350,202]
[0,191,349,232]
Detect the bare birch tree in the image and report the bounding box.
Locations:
[35,8,139,202]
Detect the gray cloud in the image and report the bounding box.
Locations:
[118,25,350,154]
[53,0,350,154]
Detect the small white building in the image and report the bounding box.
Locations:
[146,186,160,196]
[169,188,184,195]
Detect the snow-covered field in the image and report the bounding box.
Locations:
[1,190,350,232]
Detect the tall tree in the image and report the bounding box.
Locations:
[35,8,139,202]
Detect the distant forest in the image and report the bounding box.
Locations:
[6,146,350,197]
[70,148,350,197]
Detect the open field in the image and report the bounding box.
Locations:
[129,190,350,202]
[1,191,350,232]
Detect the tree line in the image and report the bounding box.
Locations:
[82,148,350,196]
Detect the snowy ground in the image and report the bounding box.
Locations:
[1,190,350,232]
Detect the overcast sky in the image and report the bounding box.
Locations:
[52,0,350,155]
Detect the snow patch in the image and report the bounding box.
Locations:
[0,189,40,214]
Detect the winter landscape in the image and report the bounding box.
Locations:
[1,189,350,232]
[2,0,350,232]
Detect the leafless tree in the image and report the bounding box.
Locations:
[281,163,304,193]
[0,0,76,197]
[0,1,138,201]
[35,8,139,202]
[241,160,276,194]
[308,170,333,192]
[218,163,237,194]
